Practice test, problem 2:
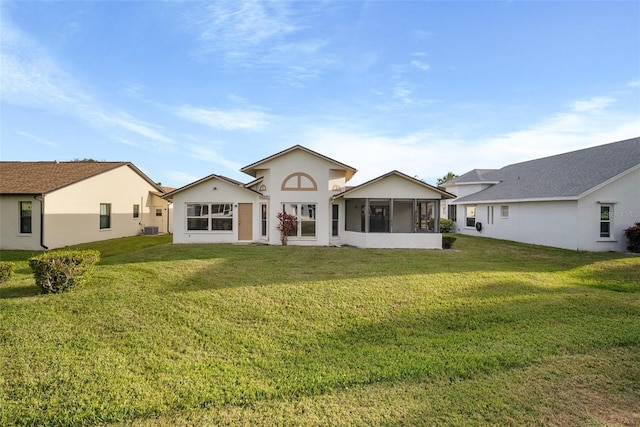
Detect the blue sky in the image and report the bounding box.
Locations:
[1,1,639,188]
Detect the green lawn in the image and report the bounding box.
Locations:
[1,235,639,426]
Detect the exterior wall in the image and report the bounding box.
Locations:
[148,193,172,234]
[442,183,492,219]
[343,231,442,249]
[345,174,446,199]
[455,200,579,250]
[0,195,43,250]
[171,177,259,244]
[42,166,168,249]
[338,175,446,249]
[0,166,166,250]
[577,167,640,251]
[256,150,343,246]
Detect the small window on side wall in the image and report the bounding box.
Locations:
[465,206,476,227]
[20,201,32,234]
[133,204,140,219]
[100,203,111,229]
[501,206,509,218]
[600,205,612,238]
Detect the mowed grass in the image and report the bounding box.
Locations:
[1,235,639,426]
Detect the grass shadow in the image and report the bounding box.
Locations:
[0,283,41,299]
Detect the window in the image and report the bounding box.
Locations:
[332,204,339,236]
[186,204,208,230]
[600,205,612,238]
[261,203,268,237]
[20,201,32,234]
[465,206,476,227]
[487,206,494,225]
[210,204,232,230]
[186,203,233,231]
[448,204,457,222]
[100,203,111,229]
[282,203,316,237]
[155,208,163,217]
[133,204,140,219]
[501,206,509,218]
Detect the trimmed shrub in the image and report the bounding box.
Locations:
[440,218,454,233]
[442,235,457,249]
[0,261,14,285]
[29,250,100,294]
[624,222,640,253]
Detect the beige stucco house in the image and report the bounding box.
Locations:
[0,161,171,250]
[164,145,454,249]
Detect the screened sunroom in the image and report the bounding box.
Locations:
[344,199,441,234]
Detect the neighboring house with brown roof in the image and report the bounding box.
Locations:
[0,161,171,250]
[164,145,454,249]
[443,137,640,251]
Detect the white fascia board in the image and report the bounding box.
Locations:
[577,163,640,200]
[450,196,580,205]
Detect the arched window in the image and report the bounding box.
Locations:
[281,172,318,191]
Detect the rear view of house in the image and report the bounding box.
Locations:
[0,161,171,250]
[443,137,640,251]
[164,145,454,249]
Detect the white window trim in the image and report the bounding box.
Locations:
[99,203,112,230]
[598,203,615,241]
[283,203,317,239]
[19,201,33,235]
[465,205,476,228]
[185,202,234,233]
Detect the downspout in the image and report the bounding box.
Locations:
[34,194,49,250]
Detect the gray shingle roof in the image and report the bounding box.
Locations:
[453,137,640,203]
[447,169,501,185]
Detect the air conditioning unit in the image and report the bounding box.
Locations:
[144,226,159,235]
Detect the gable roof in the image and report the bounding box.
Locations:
[0,161,163,195]
[333,170,456,200]
[453,137,640,204]
[240,145,358,181]
[444,168,501,185]
[162,173,261,199]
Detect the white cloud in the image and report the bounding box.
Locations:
[185,0,339,85]
[570,96,615,112]
[16,131,59,147]
[627,78,640,88]
[92,112,173,144]
[194,0,299,55]
[409,60,430,71]
[166,170,201,187]
[0,11,173,146]
[176,106,274,130]
[0,15,81,107]
[392,83,414,104]
[303,92,640,186]
[185,144,244,171]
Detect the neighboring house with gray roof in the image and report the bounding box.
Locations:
[442,137,640,251]
[0,161,170,250]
